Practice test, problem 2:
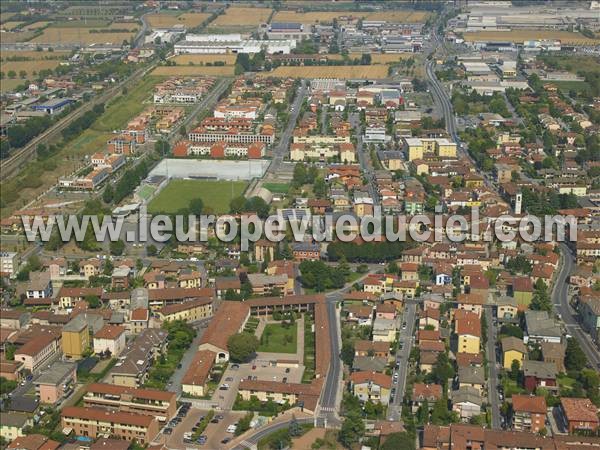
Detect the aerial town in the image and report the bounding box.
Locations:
[1,1,600,450]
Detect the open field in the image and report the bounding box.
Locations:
[1,60,63,75]
[0,78,26,93]
[262,65,389,79]
[151,65,235,76]
[22,21,51,31]
[258,323,298,354]
[107,22,139,31]
[351,52,415,63]
[94,76,161,131]
[209,7,272,27]
[146,12,210,28]
[31,28,135,45]
[552,80,592,95]
[0,77,164,217]
[0,50,70,60]
[463,30,600,45]
[538,54,600,73]
[272,10,430,24]
[0,31,36,43]
[1,21,24,31]
[170,54,236,65]
[147,179,247,214]
[49,19,111,28]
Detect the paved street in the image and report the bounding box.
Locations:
[485,307,502,429]
[349,112,379,206]
[167,319,210,395]
[554,243,600,368]
[388,302,416,421]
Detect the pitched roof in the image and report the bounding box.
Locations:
[349,371,392,389]
[62,406,155,427]
[181,350,216,387]
[199,301,249,352]
[85,383,175,402]
[412,383,443,402]
[501,336,527,354]
[94,325,125,340]
[512,394,547,414]
[560,397,599,424]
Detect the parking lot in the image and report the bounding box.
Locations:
[211,359,305,410]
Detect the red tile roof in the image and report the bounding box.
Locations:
[62,406,155,427]
[512,394,547,414]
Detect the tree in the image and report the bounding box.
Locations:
[109,239,125,256]
[288,416,303,437]
[338,412,364,448]
[4,343,16,360]
[154,139,170,156]
[227,333,259,363]
[189,198,204,216]
[103,184,114,204]
[510,359,521,380]
[7,70,16,79]
[340,340,354,366]
[530,279,552,312]
[230,195,246,214]
[85,295,101,309]
[565,337,587,372]
[146,244,157,256]
[416,399,429,425]
[381,432,415,450]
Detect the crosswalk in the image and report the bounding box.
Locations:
[239,440,256,449]
[319,406,336,413]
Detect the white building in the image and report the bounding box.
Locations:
[93,325,127,357]
[175,34,296,55]
[0,252,18,277]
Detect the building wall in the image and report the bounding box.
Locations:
[458,335,480,354]
[62,329,89,360]
[503,350,524,370]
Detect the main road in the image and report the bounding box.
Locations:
[554,243,600,368]
[387,302,416,421]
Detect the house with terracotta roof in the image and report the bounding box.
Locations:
[181,350,216,397]
[6,434,59,450]
[559,397,599,434]
[419,307,441,331]
[454,311,481,355]
[93,325,126,356]
[349,371,392,405]
[155,298,213,323]
[512,395,547,433]
[61,406,159,444]
[353,340,390,360]
[411,383,443,413]
[14,328,62,374]
[83,383,176,421]
[198,302,249,363]
[512,276,534,307]
[238,379,322,414]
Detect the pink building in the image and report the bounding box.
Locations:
[34,361,77,405]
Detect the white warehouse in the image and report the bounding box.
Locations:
[175,34,296,55]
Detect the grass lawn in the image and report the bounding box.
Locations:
[263,182,289,194]
[147,179,247,214]
[94,76,162,132]
[552,80,592,95]
[258,322,298,354]
[557,374,577,394]
[502,377,526,398]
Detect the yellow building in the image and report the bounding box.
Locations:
[455,315,481,355]
[62,316,90,360]
[156,299,213,323]
[405,137,457,161]
[501,336,527,370]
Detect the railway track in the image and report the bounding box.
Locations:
[0,63,155,182]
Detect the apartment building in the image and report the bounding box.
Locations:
[61,406,159,444]
[14,328,62,373]
[405,137,457,161]
[61,316,90,360]
[155,298,213,323]
[83,383,177,421]
[512,394,547,433]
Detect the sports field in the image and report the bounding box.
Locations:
[262,65,389,79]
[209,6,272,27]
[147,179,247,214]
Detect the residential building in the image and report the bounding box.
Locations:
[560,397,600,434]
[451,386,482,421]
[512,394,547,433]
[155,299,213,323]
[61,406,159,444]
[83,383,177,421]
[501,336,527,370]
[0,413,32,443]
[523,360,558,392]
[93,325,126,357]
[181,350,216,397]
[61,315,89,360]
[33,361,76,405]
[411,383,443,413]
[349,371,392,405]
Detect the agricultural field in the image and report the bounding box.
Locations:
[22,21,51,31]
[49,19,111,28]
[107,22,139,31]
[147,179,247,214]
[209,7,272,27]
[351,52,415,63]
[0,50,70,60]
[0,60,63,76]
[0,21,24,31]
[146,12,210,29]
[31,28,135,45]
[463,30,600,45]
[170,54,237,65]
[0,78,26,93]
[151,65,235,76]
[0,31,36,43]
[272,10,430,24]
[262,65,389,79]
